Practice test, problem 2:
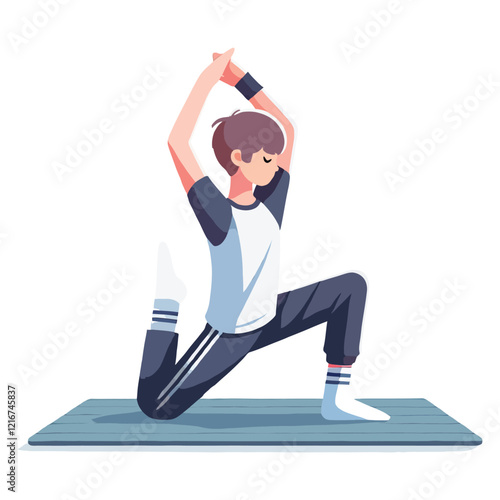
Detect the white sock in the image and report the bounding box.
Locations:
[150,242,186,332]
[155,242,186,301]
[321,365,390,421]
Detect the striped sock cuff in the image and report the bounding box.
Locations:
[326,366,351,385]
[151,299,179,332]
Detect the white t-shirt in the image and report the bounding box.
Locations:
[187,168,290,334]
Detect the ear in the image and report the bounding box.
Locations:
[230,149,242,166]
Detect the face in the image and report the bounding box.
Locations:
[231,148,279,186]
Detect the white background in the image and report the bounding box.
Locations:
[2,0,500,499]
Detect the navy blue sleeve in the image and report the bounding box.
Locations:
[187,176,232,246]
[253,167,290,228]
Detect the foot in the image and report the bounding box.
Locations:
[321,383,390,421]
[155,242,186,302]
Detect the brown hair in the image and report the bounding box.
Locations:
[211,110,285,176]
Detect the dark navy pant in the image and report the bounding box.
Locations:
[137,272,367,420]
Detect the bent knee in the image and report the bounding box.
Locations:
[137,395,183,420]
[342,272,367,294]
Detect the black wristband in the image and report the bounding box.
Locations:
[235,72,263,100]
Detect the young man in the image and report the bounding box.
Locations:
[137,49,390,422]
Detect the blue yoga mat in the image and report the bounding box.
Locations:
[27,398,482,447]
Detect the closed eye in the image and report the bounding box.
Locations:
[263,156,272,163]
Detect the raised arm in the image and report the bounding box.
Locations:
[168,49,234,193]
[250,91,294,172]
[213,53,295,173]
